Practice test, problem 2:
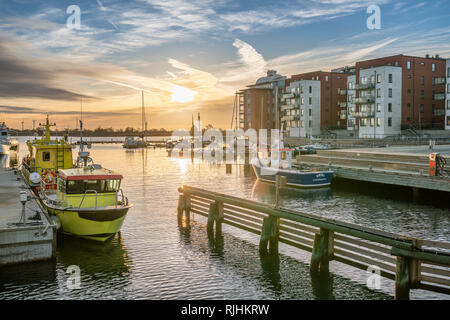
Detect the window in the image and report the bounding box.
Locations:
[370,118,374,127]
[301,109,304,116]
[309,97,312,105]
[420,104,425,113]
[42,151,51,162]
[420,76,424,85]
[448,100,450,110]
[432,63,436,72]
[309,86,312,93]
[388,74,393,83]
[377,74,381,83]
[388,88,392,98]
[309,120,312,127]
[388,103,392,112]
[407,61,411,70]
[447,116,450,126]
[377,118,381,127]
[421,62,425,66]
[407,89,411,94]
[361,76,367,84]
[325,76,329,82]
[301,120,304,128]
[447,83,450,93]
[377,103,381,112]
[377,88,381,98]
[301,97,304,105]
[420,90,424,99]
[448,67,450,77]
[407,103,411,108]
[388,118,392,127]
[65,179,120,194]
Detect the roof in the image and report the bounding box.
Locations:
[58,167,123,181]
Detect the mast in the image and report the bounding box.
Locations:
[141,90,145,141]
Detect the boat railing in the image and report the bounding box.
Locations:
[115,188,129,208]
[78,189,98,208]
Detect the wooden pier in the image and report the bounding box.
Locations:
[0,168,57,266]
[177,185,450,299]
[297,147,450,193]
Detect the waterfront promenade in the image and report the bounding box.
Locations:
[0,168,56,266]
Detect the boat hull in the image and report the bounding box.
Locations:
[44,204,131,242]
[252,163,333,188]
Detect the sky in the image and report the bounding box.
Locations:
[0,0,449,131]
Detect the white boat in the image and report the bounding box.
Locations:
[252,141,333,188]
[123,91,148,149]
[0,122,19,166]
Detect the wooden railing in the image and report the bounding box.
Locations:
[177,185,450,299]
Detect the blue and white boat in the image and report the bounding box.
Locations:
[252,142,333,188]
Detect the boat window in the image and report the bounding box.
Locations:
[42,151,51,162]
[1,131,7,136]
[65,179,120,194]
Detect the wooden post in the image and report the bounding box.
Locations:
[310,228,333,274]
[259,215,279,255]
[395,256,410,300]
[207,200,223,239]
[409,239,422,289]
[226,164,232,174]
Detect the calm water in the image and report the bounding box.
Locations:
[1,140,449,300]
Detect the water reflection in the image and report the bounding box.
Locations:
[57,233,131,273]
[251,180,333,206]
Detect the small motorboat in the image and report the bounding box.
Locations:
[252,141,333,188]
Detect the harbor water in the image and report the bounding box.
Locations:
[0,139,449,300]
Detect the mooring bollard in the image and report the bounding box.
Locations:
[177,189,191,222]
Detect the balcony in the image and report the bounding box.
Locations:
[355,82,376,90]
[433,93,445,100]
[432,77,446,85]
[351,96,375,104]
[348,110,375,118]
[434,108,446,116]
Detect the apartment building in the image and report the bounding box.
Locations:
[446,59,450,130]
[348,66,402,138]
[238,70,286,131]
[355,54,447,130]
[290,68,353,130]
[280,80,321,137]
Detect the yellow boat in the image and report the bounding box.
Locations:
[21,116,73,192]
[41,167,132,242]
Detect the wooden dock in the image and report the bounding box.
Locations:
[297,147,450,193]
[0,168,57,266]
[177,185,450,299]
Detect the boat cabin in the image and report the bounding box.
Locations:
[257,147,293,169]
[56,168,123,208]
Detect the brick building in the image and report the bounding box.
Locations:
[355,54,447,130]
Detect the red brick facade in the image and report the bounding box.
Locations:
[355,55,446,129]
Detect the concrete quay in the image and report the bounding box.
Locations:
[0,168,57,266]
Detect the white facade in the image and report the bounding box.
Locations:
[446,59,450,130]
[353,66,402,139]
[347,75,356,132]
[280,80,321,138]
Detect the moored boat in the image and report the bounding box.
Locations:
[40,166,132,242]
[252,141,333,188]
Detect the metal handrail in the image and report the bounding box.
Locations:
[78,189,98,208]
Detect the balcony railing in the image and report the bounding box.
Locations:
[351,96,375,104]
[433,93,445,100]
[348,110,375,118]
[355,82,376,90]
[432,77,446,85]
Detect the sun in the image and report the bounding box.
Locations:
[170,85,196,103]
